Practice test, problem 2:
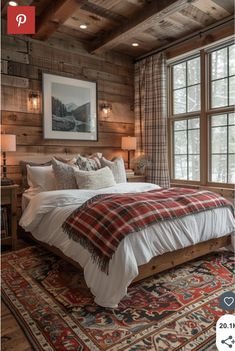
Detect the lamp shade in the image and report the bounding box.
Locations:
[1,134,16,152]
[121,136,136,150]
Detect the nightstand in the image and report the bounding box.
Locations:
[126,174,146,182]
[1,184,19,250]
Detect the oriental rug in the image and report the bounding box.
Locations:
[1,247,234,351]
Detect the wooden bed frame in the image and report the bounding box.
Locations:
[26,232,232,283]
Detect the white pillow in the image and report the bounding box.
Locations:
[73,167,116,190]
[26,165,56,193]
[100,157,126,183]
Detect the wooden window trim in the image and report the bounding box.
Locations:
[168,39,235,189]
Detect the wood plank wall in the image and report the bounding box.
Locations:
[1,22,135,192]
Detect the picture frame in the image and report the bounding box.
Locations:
[43,73,97,141]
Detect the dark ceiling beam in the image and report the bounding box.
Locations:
[33,0,87,41]
[90,0,197,54]
[81,2,126,24]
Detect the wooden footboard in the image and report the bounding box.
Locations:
[26,232,231,284]
[133,235,232,282]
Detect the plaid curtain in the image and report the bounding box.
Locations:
[135,52,170,188]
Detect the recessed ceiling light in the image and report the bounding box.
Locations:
[80,24,87,29]
[8,1,18,5]
[132,42,139,47]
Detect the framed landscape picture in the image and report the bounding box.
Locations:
[43,73,97,140]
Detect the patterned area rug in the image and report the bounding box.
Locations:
[1,247,234,351]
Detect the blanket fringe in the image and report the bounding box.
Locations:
[62,222,110,274]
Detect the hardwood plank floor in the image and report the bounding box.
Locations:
[1,239,33,351]
[1,302,33,351]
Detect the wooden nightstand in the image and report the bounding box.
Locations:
[126,174,146,182]
[1,184,19,250]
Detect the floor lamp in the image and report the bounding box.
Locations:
[1,134,16,186]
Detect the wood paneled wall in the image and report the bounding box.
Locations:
[1,23,135,190]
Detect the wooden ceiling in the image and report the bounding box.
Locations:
[2,0,234,57]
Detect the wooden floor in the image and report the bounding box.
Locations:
[1,240,33,351]
[1,302,32,351]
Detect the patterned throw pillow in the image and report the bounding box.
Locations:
[100,157,126,183]
[51,158,78,190]
[73,167,116,190]
[75,153,102,171]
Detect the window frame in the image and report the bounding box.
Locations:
[168,40,234,188]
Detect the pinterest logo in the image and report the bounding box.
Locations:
[7,6,35,34]
[16,13,27,27]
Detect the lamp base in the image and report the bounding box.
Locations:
[1,178,15,186]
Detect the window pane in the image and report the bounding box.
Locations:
[229,44,235,76]
[187,57,200,85]
[174,155,187,179]
[174,120,187,130]
[229,113,235,125]
[174,131,187,154]
[229,76,235,105]
[211,155,227,182]
[211,47,227,80]
[173,62,186,89]
[211,78,228,108]
[229,125,235,153]
[228,154,235,183]
[209,113,234,183]
[211,114,227,126]
[187,84,200,112]
[173,117,200,180]
[211,126,227,153]
[188,118,200,129]
[174,88,186,114]
[188,129,200,154]
[188,155,200,180]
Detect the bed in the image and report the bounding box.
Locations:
[19,182,235,308]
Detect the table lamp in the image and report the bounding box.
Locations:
[121,136,137,170]
[1,134,16,186]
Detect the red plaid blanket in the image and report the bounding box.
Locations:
[62,188,233,273]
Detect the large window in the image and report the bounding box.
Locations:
[169,40,235,186]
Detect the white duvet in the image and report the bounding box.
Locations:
[19,183,235,308]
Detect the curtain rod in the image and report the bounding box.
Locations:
[135,15,234,63]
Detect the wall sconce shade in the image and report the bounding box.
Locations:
[28,91,40,110]
[1,134,16,186]
[121,136,137,170]
[100,103,112,119]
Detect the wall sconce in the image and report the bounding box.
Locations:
[28,91,40,111]
[100,103,112,119]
